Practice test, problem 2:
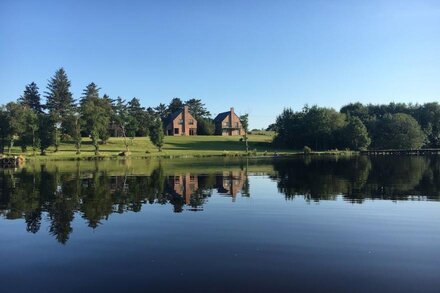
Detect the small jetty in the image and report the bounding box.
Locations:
[361,149,440,155]
[0,156,25,167]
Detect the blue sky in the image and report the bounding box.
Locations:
[1,0,439,128]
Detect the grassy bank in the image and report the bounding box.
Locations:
[3,134,355,161]
[4,135,284,161]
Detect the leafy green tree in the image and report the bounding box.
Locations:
[149,118,164,151]
[80,83,111,155]
[197,118,215,135]
[5,102,28,155]
[343,116,371,150]
[45,68,76,142]
[240,114,249,152]
[274,106,346,150]
[22,109,40,155]
[413,102,440,147]
[65,113,82,154]
[372,113,425,149]
[185,98,211,119]
[38,114,55,155]
[19,82,43,113]
[273,108,297,147]
[0,106,9,153]
[304,106,346,150]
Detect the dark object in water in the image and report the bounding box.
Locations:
[0,156,25,167]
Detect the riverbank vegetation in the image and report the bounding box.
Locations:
[273,102,437,151]
[4,135,287,160]
[2,67,439,159]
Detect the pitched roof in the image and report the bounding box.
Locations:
[214,111,230,122]
[164,109,183,125]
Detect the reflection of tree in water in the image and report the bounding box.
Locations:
[272,157,371,201]
[4,156,439,244]
[0,163,249,243]
[272,156,440,202]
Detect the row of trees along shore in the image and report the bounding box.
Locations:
[2,67,438,155]
[273,102,440,151]
[0,68,223,155]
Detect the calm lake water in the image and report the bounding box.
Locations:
[1,156,440,292]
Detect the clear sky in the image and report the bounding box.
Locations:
[1,0,439,129]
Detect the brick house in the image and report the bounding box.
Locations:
[214,107,244,136]
[165,105,197,136]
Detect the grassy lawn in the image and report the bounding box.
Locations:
[5,134,298,160]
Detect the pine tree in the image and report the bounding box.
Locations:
[168,97,183,114]
[45,68,76,144]
[128,97,146,136]
[185,98,211,119]
[19,82,43,113]
[113,97,131,151]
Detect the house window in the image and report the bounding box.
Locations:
[189,128,195,135]
[189,119,194,125]
[179,119,184,125]
[174,128,179,134]
[235,122,239,128]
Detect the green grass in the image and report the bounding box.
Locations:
[3,134,356,161]
[4,134,298,161]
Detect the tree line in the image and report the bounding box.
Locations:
[0,68,215,155]
[273,102,440,150]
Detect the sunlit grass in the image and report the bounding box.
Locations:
[6,134,299,160]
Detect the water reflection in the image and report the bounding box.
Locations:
[1,156,440,243]
[271,156,440,202]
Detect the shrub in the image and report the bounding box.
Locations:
[303,146,312,154]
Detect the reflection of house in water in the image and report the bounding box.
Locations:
[216,171,245,200]
[167,171,247,205]
[168,174,198,204]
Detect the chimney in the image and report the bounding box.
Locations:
[184,105,189,113]
[230,107,234,114]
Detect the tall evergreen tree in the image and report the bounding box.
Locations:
[154,103,169,119]
[45,68,76,141]
[100,94,113,143]
[19,82,43,113]
[113,97,131,151]
[127,97,145,136]
[168,97,183,114]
